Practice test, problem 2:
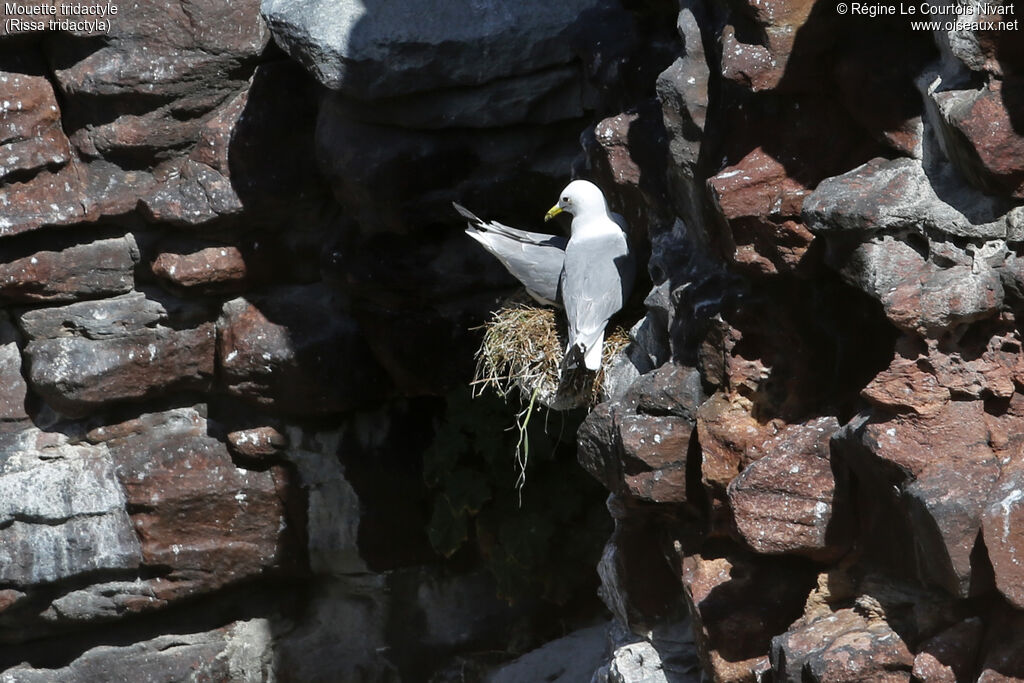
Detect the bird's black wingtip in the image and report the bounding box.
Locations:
[452,202,480,224]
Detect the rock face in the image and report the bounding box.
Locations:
[4,0,1024,680]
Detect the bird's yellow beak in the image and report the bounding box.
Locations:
[544,205,563,222]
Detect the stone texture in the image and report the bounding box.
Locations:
[0,161,153,238]
[804,156,1016,240]
[0,235,138,304]
[828,233,1005,337]
[708,148,815,275]
[835,402,1002,596]
[104,408,304,601]
[227,426,288,459]
[727,416,849,561]
[217,285,391,414]
[982,464,1024,610]
[932,79,1024,198]
[911,617,984,683]
[771,607,914,683]
[140,159,244,226]
[261,0,617,97]
[0,620,274,683]
[0,72,71,183]
[718,0,828,93]
[50,0,269,166]
[578,364,704,504]
[151,242,249,293]
[681,549,816,683]
[0,315,28,425]
[0,441,142,587]
[21,294,215,417]
[861,354,951,416]
[4,0,1024,677]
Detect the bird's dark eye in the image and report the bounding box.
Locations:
[562,196,569,202]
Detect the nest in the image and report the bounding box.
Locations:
[472,295,631,411]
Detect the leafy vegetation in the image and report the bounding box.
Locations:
[423,388,611,603]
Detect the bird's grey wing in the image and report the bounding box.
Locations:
[456,203,567,305]
[454,203,568,249]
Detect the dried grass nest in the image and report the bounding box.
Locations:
[472,295,631,411]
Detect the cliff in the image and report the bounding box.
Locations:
[0,0,1022,681]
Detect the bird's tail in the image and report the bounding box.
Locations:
[565,329,605,372]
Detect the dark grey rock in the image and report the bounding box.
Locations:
[18,292,165,341]
[19,294,216,417]
[803,156,1015,239]
[262,0,615,98]
[0,443,142,587]
[0,620,273,683]
[326,64,589,130]
[217,286,392,414]
[485,622,608,683]
[0,315,28,425]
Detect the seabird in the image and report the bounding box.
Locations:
[456,179,633,371]
[545,180,633,371]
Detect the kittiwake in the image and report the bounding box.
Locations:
[545,180,634,371]
[456,179,633,372]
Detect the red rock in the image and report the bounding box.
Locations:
[0,235,139,303]
[924,322,1024,399]
[839,401,1002,596]
[49,0,268,164]
[879,259,1002,338]
[151,244,248,292]
[84,406,206,445]
[0,72,71,182]
[106,411,304,601]
[912,617,984,683]
[718,0,827,92]
[708,148,815,275]
[593,112,643,188]
[935,80,1024,198]
[583,107,666,244]
[727,416,849,561]
[861,354,951,416]
[0,590,25,615]
[697,394,830,498]
[227,427,288,459]
[0,161,153,238]
[682,549,816,683]
[771,607,913,682]
[189,89,247,174]
[617,414,693,503]
[982,463,1024,610]
[141,159,243,226]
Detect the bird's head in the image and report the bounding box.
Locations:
[545,179,608,222]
